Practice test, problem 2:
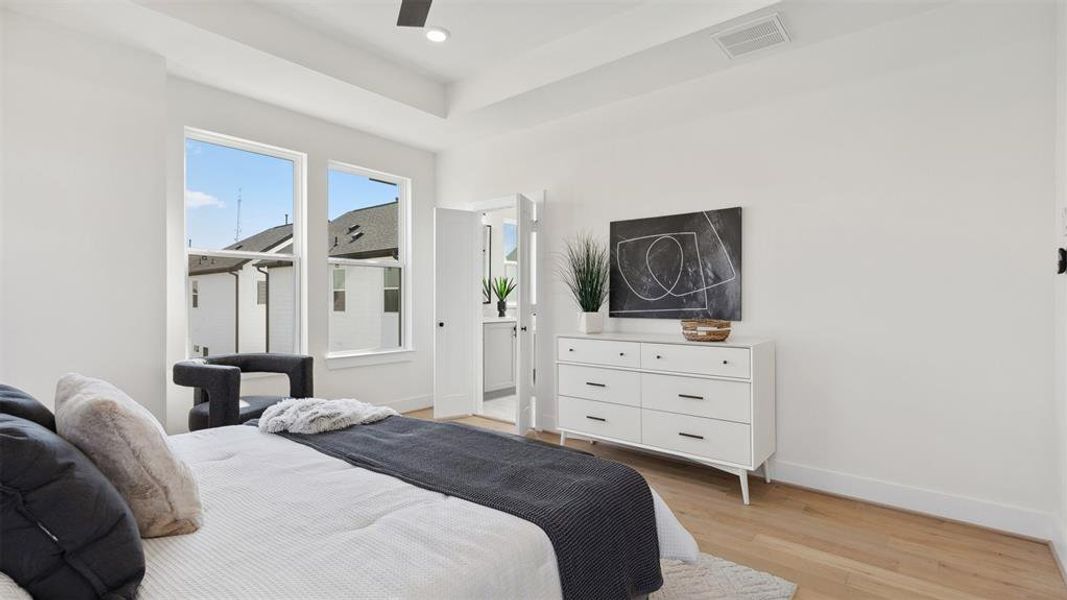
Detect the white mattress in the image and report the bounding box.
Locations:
[2,425,697,599]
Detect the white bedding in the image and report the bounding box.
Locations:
[1,425,697,599]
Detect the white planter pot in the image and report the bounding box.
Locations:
[578,312,603,334]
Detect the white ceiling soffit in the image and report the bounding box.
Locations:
[444,0,948,146]
[136,0,448,117]
[447,0,779,117]
[5,0,457,150]
[4,0,953,151]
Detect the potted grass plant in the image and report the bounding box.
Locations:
[559,233,609,334]
[484,277,516,318]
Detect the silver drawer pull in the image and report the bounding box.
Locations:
[585,382,606,388]
[678,394,703,400]
[678,432,704,440]
[586,415,606,422]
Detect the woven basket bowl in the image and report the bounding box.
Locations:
[681,319,732,342]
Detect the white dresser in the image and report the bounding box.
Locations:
[556,333,775,504]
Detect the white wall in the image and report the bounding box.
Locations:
[0,12,167,416]
[166,78,436,431]
[1053,0,1067,571]
[1,10,7,380]
[439,2,1061,539]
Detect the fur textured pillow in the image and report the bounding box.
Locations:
[55,373,203,538]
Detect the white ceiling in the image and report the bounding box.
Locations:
[266,1,643,83]
[5,0,949,151]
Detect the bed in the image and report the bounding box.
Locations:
[1,423,698,599]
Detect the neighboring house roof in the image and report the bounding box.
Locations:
[188,224,292,276]
[188,202,398,276]
[329,202,398,260]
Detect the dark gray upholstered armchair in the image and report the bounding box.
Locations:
[173,353,314,431]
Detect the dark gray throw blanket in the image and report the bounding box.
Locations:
[252,415,662,599]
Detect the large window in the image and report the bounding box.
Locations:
[185,129,304,357]
[327,162,409,355]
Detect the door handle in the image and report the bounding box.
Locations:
[586,415,606,422]
[585,382,606,388]
[678,394,703,400]
[678,432,704,440]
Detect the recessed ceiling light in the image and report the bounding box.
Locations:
[425,27,450,43]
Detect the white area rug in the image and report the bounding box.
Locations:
[653,553,797,599]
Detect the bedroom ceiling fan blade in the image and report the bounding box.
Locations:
[397,0,432,28]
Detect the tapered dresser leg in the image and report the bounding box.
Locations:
[740,472,750,505]
[763,463,771,484]
[559,431,567,446]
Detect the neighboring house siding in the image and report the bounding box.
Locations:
[186,204,399,358]
[189,265,272,356]
[237,266,266,354]
[381,313,400,349]
[268,265,296,354]
[189,273,237,356]
[329,265,396,352]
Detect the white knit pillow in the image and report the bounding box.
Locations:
[54,373,202,538]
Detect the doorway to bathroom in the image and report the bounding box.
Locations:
[433,193,542,435]
[480,205,518,422]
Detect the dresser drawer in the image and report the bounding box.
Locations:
[558,364,641,407]
[641,343,750,379]
[641,373,751,423]
[558,338,640,368]
[642,410,751,466]
[559,396,641,443]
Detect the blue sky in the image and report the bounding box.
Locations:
[327,169,398,220]
[185,139,397,250]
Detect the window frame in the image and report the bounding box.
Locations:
[325,160,412,359]
[183,127,307,357]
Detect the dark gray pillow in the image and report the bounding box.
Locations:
[0,414,145,599]
[0,383,56,431]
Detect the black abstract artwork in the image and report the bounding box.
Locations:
[609,207,741,321]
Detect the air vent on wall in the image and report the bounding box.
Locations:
[713,14,789,59]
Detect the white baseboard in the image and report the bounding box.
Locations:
[771,459,1058,542]
[1050,517,1067,583]
[384,394,433,414]
[534,428,1060,545]
[536,414,1065,557]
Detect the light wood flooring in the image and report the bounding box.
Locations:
[408,410,1067,599]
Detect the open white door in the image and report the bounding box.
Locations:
[434,208,481,419]
[515,194,539,435]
